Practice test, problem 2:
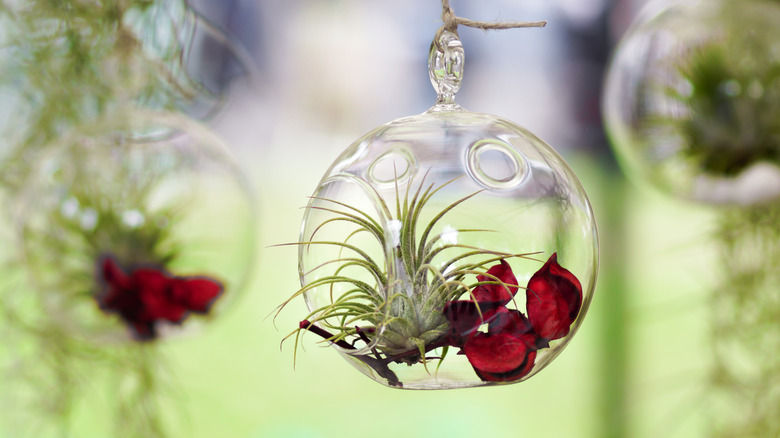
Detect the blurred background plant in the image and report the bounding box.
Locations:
[604,0,780,436]
[0,0,256,436]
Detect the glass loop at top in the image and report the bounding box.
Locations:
[428,30,464,106]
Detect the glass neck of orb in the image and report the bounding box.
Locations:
[429,29,464,107]
[436,91,456,105]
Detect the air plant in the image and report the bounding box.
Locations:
[278,177,581,388]
[654,5,780,177]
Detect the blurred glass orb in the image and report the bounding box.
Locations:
[126,0,243,118]
[604,0,780,205]
[12,109,256,342]
[299,105,598,389]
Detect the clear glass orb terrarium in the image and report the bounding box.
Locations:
[11,109,256,343]
[603,0,780,205]
[290,30,598,389]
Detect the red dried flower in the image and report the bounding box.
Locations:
[442,300,505,338]
[443,254,582,382]
[442,259,520,339]
[464,332,538,382]
[97,255,223,340]
[472,259,518,303]
[297,254,582,385]
[526,253,583,342]
[444,302,538,381]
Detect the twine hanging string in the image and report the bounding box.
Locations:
[437,0,546,45]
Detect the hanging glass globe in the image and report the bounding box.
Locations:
[11,109,256,343]
[603,0,780,205]
[125,0,252,118]
[287,30,598,389]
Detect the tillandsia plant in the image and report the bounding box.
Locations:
[0,125,231,437]
[652,3,780,178]
[17,141,227,341]
[707,204,780,437]
[278,177,583,388]
[0,1,242,436]
[1,0,204,107]
[0,0,216,191]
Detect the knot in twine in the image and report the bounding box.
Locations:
[437,0,546,43]
[442,4,458,32]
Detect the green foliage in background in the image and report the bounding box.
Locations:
[708,204,780,437]
[0,1,213,437]
[659,2,780,177]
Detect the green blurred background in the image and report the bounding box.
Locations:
[1,0,727,437]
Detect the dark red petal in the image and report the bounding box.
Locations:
[140,291,187,323]
[488,307,535,338]
[101,256,130,289]
[97,257,141,317]
[131,268,169,291]
[463,332,532,374]
[473,260,518,304]
[443,300,505,337]
[169,277,223,313]
[526,253,583,341]
[131,269,187,322]
[154,301,188,323]
[99,284,123,310]
[474,349,537,382]
[131,321,157,340]
[102,288,141,317]
[97,258,223,336]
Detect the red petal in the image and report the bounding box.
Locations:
[131,269,169,296]
[131,321,157,340]
[155,302,188,323]
[526,253,582,341]
[132,269,187,322]
[97,257,224,336]
[443,300,504,337]
[99,284,123,310]
[101,289,139,315]
[97,257,140,316]
[488,307,534,338]
[473,260,518,304]
[474,349,537,382]
[101,256,130,289]
[169,277,223,313]
[463,332,533,374]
